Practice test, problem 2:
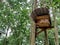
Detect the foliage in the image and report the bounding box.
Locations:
[0,0,60,45]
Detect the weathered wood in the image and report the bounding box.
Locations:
[30,20,36,45]
[31,8,50,22]
[30,0,38,45]
[36,15,49,20]
[36,15,50,27]
[44,30,49,45]
[31,7,52,28]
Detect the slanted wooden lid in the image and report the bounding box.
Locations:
[34,7,49,16]
[31,7,49,21]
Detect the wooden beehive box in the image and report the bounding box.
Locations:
[36,15,50,28]
[31,7,52,28]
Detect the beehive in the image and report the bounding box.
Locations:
[31,7,52,28]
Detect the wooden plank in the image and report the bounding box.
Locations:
[36,15,50,20]
[44,30,49,45]
[30,18,36,45]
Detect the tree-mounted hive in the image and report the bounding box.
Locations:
[31,7,52,28]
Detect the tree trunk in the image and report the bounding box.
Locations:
[50,0,59,44]
[44,30,49,45]
[53,8,59,45]
[33,0,38,10]
[30,20,36,45]
[30,0,37,45]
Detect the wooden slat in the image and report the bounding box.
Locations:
[36,15,49,20]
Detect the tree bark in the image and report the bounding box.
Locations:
[33,0,38,10]
[53,8,59,45]
[50,0,59,45]
[30,20,36,45]
[44,30,49,45]
[30,0,38,45]
[54,14,59,45]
